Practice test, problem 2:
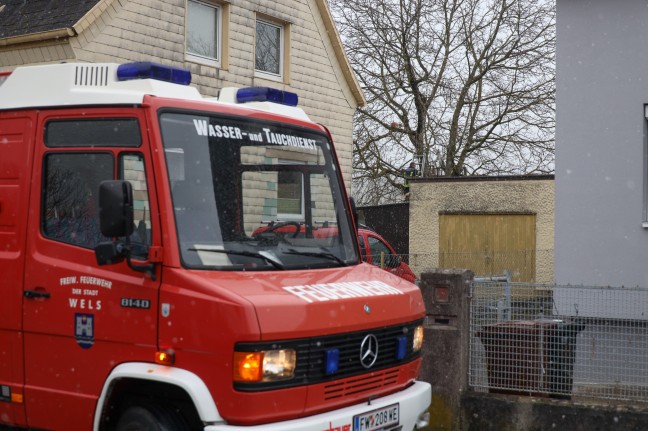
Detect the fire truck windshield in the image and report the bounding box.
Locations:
[159,111,358,270]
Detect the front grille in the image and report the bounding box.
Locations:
[323,369,400,400]
[235,319,422,391]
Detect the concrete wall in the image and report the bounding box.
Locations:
[462,392,648,431]
[419,269,473,431]
[0,0,357,188]
[409,176,555,283]
[556,0,648,288]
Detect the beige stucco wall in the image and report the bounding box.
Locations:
[409,176,555,283]
[0,0,357,188]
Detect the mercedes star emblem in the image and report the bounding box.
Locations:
[360,334,379,369]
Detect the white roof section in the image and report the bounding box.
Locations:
[0,63,202,110]
[217,87,310,122]
[0,63,311,122]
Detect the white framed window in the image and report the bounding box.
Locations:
[186,0,222,67]
[277,160,304,220]
[255,18,285,81]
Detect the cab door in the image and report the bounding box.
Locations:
[0,112,35,428]
[22,111,161,430]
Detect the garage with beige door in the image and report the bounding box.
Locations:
[408,175,553,283]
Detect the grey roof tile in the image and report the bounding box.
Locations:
[0,0,100,39]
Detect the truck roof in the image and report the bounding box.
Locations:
[0,62,310,121]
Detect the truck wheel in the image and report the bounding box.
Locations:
[115,404,190,431]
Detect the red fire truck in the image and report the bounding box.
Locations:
[0,62,430,430]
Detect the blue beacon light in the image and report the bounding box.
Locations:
[236,87,299,107]
[325,348,340,375]
[396,336,407,360]
[117,62,192,85]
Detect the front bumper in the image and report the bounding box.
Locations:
[205,380,431,431]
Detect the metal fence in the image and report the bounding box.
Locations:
[469,279,648,403]
[384,250,554,283]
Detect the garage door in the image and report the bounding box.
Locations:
[439,213,536,282]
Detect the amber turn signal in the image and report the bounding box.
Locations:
[233,352,264,382]
[155,350,175,365]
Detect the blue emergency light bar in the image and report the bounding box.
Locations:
[117,62,192,85]
[396,336,407,360]
[325,348,340,375]
[236,87,299,107]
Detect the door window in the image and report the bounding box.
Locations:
[42,152,151,257]
[120,153,152,258]
[43,153,113,248]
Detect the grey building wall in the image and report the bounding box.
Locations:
[556,0,648,288]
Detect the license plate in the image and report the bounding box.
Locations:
[353,403,399,431]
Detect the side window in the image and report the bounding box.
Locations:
[255,17,289,81]
[45,118,141,147]
[43,153,113,249]
[120,154,152,258]
[368,235,394,267]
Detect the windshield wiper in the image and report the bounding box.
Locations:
[188,248,285,270]
[284,248,348,266]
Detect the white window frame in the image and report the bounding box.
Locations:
[277,160,304,221]
[255,18,285,82]
[185,0,222,68]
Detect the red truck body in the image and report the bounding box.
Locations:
[0,62,430,431]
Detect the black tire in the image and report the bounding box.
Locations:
[115,404,190,431]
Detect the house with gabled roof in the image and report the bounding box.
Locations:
[0,0,365,186]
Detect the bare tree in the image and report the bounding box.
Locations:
[330,0,555,205]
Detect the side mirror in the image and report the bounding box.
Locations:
[95,242,128,266]
[99,180,134,238]
[94,180,157,279]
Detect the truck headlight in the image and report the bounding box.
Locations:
[233,349,296,383]
[413,325,424,352]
